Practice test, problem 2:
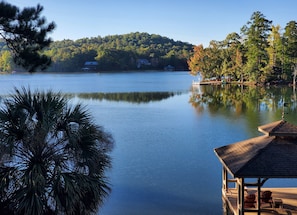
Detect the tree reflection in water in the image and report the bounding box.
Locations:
[74,92,181,103]
[190,84,297,124]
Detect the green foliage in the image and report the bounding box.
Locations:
[0,50,12,72]
[241,11,272,82]
[45,32,193,72]
[188,11,297,85]
[0,88,114,214]
[0,1,55,72]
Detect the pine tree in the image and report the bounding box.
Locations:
[0,1,55,72]
[241,11,272,83]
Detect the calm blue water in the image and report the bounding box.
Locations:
[0,71,295,215]
[0,71,191,94]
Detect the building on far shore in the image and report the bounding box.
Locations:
[136,59,151,69]
[82,61,99,71]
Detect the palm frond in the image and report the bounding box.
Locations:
[0,87,114,214]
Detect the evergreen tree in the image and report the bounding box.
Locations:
[221,33,243,81]
[0,1,55,72]
[205,40,223,79]
[266,25,283,81]
[241,11,272,83]
[283,21,297,84]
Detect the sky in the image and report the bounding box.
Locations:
[6,0,297,46]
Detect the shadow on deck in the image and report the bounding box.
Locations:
[223,188,297,215]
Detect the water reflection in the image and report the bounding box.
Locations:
[72,91,181,103]
[0,92,181,104]
[190,85,297,116]
[190,84,297,135]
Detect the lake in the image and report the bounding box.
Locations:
[0,71,296,215]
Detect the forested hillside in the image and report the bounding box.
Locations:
[0,32,193,73]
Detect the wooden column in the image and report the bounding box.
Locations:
[257,178,261,215]
[237,178,245,215]
[222,167,228,192]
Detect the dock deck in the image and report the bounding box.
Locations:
[224,187,297,215]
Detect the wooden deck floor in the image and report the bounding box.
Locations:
[224,188,297,215]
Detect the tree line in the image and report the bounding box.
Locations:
[0,32,193,73]
[188,11,297,85]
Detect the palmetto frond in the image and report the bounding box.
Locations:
[0,87,114,215]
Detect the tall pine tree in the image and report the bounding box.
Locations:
[241,11,272,83]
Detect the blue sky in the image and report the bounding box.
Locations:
[7,0,297,46]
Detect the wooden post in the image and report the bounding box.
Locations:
[222,167,228,215]
[257,178,261,215]
[237,178,245,215]
[222,167,228,192]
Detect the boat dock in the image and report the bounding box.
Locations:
[215,121,297,215]
[199,80,223,85]
[192,80,224,85]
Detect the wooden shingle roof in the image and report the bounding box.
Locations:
[214,120,297,178]
[258,120,297,136]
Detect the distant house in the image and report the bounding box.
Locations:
[82,61,99,71]
[136,59,151,69]
[164,65,175,71]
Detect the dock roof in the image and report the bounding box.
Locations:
[214,120,297,178]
